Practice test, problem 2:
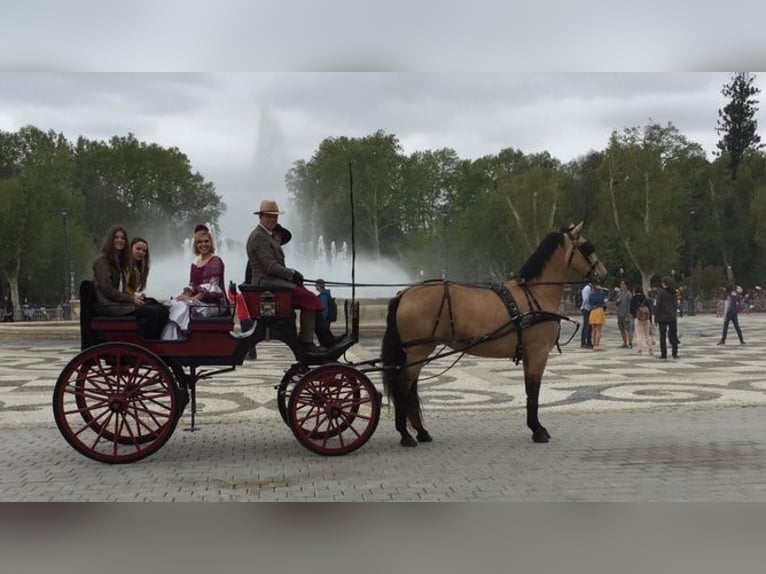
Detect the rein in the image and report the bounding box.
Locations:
[311,278,591,289]
[391,279,577,372]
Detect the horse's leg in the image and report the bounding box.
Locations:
[523,358,551,443]
[391,376,418,447]
[407,380,432,443]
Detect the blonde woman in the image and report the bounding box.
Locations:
[162,225,227,340]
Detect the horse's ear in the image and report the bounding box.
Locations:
[571,221,584,236]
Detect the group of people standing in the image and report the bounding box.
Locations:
[92,200,336,352]
[581,278,680,358]
[580,276,746,358]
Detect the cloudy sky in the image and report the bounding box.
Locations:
[1,72,763,237]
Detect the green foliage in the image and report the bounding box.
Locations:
[595,123,705,290]
[73,134,224,248]
[287,130,405,259]
[0,126,222,306]
[4,88,766,305]
[285,119,765,292]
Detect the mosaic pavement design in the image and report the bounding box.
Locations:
[1,314,764,427]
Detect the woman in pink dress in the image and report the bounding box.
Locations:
[162,225,228,340]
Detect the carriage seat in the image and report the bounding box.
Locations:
[239,283,294,319]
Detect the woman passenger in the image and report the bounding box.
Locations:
[92,226,168,339]
[162,224,227,340]
[125,237,151,296]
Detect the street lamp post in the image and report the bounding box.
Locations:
[61,208,75,302]
[688,209,696,315]
[441,206,449,280]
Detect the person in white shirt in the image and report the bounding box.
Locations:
[579,282,593,348]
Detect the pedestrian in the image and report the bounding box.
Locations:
[615,279,633,349]
[588,284,608,349]
[22,298,33,321]
[314,278,332,323]
[579,281,593,348]
[630,286,654,355]
[3,296,13,322]
[654,277,679,360]
[717,285,746,345]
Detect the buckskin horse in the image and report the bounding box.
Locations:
[380,222,608,447]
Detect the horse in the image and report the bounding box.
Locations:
[380,222,608,447]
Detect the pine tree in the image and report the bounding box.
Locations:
[716,72,762,180]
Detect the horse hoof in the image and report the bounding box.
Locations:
[532,429,551,443]
[416,430,433,443]
[401,436,418,448]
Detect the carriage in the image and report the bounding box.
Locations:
[52,281,381,464]
[53,222,607,464]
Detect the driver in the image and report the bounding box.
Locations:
[246,200,330,353]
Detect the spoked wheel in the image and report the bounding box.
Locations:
[276,364,310,425]
[287,364,380,456]
[53,343,180,464]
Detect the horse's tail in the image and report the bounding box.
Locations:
[381,293,405,400]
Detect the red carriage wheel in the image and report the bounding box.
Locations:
[287,364,380,456]
[276,364,310,425]
[53,343,180,464]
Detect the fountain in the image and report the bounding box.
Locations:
[148,227,412,301]
[146,107,412,301]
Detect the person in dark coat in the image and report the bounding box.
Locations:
[654,277,678,359]
[92,225,168,339]
[246,200,330,353]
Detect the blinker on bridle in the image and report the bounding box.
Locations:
[565,229,600,280]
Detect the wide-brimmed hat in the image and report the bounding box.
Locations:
[273,223,292,245]
[253,200,284,215]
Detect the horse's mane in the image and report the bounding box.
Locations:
[517,231,566,281]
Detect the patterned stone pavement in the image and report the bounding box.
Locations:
[0,314,764,501]
[2,314,763,427]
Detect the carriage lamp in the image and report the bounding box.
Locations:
[260,291,276,317]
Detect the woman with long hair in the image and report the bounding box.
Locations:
[162,224,228,340]
[92,225,168,339]
[125,236,151,296]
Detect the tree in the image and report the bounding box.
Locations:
[598,123,706,292]
[0,126,224,311]
[287,131,405,260]
[0,126,82,313]
[73,134,224,249]
[716,72,762,180]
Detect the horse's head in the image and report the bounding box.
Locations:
[563,222,608,283]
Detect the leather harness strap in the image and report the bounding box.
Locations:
[489,282,525,364]
[398,279,573,369]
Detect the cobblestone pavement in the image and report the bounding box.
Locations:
[1,314,764,500]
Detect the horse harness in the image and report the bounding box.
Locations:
[401,279,569,365]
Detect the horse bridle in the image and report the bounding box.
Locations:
[565,229,601,281]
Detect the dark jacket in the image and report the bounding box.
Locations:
[246,225,296,289]
[654,287,677,323]
[93,255,136,316]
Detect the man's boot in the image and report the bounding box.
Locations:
[299,310,327,353]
